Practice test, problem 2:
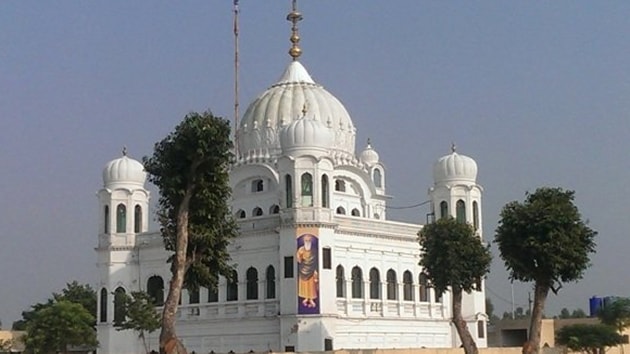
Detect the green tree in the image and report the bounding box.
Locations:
[418,217,492,354]
[599,298,630,334]
[486,298,500,324]
[559,308,571,319]
[23,300,97,354]
[571,308,587,318]
[556,323,622,354]
[143,111,238,354]
[13,281,96,331]
[114,291,161,354]
[495,187,597,354]
[53,281,97,318]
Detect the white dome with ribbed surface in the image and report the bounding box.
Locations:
[359,140,380,166]
[433,149,478,183]
[280,117,334,154]
[237,61,355,156]
[102,152,146,188]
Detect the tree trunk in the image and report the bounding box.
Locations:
[452,287,479,354]
[140,331,149,354]
[522,283,549,354]
[159,190,193,354]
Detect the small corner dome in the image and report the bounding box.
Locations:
[280,117,334,153]
[433,148,477,183]
[102,150,146,187]
[360,140,379,166]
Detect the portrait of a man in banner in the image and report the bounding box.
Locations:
[296,233,319,314]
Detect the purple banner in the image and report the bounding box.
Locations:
[297,233,319,314]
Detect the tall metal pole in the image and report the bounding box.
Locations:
[233,0,240,156]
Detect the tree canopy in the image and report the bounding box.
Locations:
[598,297,630,334]
[114,291,161,354]
[495,187,597,354]
[556,323,622,354]
[143,111,238,354]
[23,300,97,354]
[13,281,96,331]
[418,217,491,354]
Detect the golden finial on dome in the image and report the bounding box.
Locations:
[287,0,303,60]
[302,102,307,117]
[451,142,457,153]
[122,146,128,156]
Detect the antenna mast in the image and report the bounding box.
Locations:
[233,0,240,156]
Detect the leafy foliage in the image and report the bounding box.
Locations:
[495,187,597,354]
[598,297,630,333]
[418,217,491,296]
[495,187,597,290]
[556,323,622,354]
[53,281,97,318]
[143,111,238,353]
[418,217,491,354]
[558,307,587,319]
[143,111,237,290]
[13,281,96,331]
[23,300,97,354]
[114,291,161,354]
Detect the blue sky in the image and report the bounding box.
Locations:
[1,1,629,325]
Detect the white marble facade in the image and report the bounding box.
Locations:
[95,47,487,354]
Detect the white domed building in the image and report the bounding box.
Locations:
[95,6,487,354]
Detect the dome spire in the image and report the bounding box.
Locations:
[287,0,303,60]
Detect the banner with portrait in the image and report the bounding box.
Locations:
[296,228,319,314]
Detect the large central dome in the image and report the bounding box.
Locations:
[237,61,355,157]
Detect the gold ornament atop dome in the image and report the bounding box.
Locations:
[287,0,303,60]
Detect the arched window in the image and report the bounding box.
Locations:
[373,169,382,188]
[113,287,126,324]
[440,201,448,219]
[147,275,164,306]
[116,204,126,233]
[134,205,142,233]
[321,175,329,208]
[419,273,430,302]
[285,174,293,208]
[335,180,345,192]
[351,208,360,217]
[403,271,413,301]
[336,207,346,215]
[104,206,109,234]
[351,266,363,299]
[369,268,380,300]
[456,200,466,223]
[252,207,263,217]
[100,288,108,322]
[266,266,276,299]
[189,288,200,304]
[246,267,258,300]
[236,209,246,219]
[270,205,280,214]
[226,271,238,301]
[473,201,479,231]
[386,269,397,300]
[301,173,313,206]
[208,284,218,303]
[252,179,264,192]
[336,266,345,298]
